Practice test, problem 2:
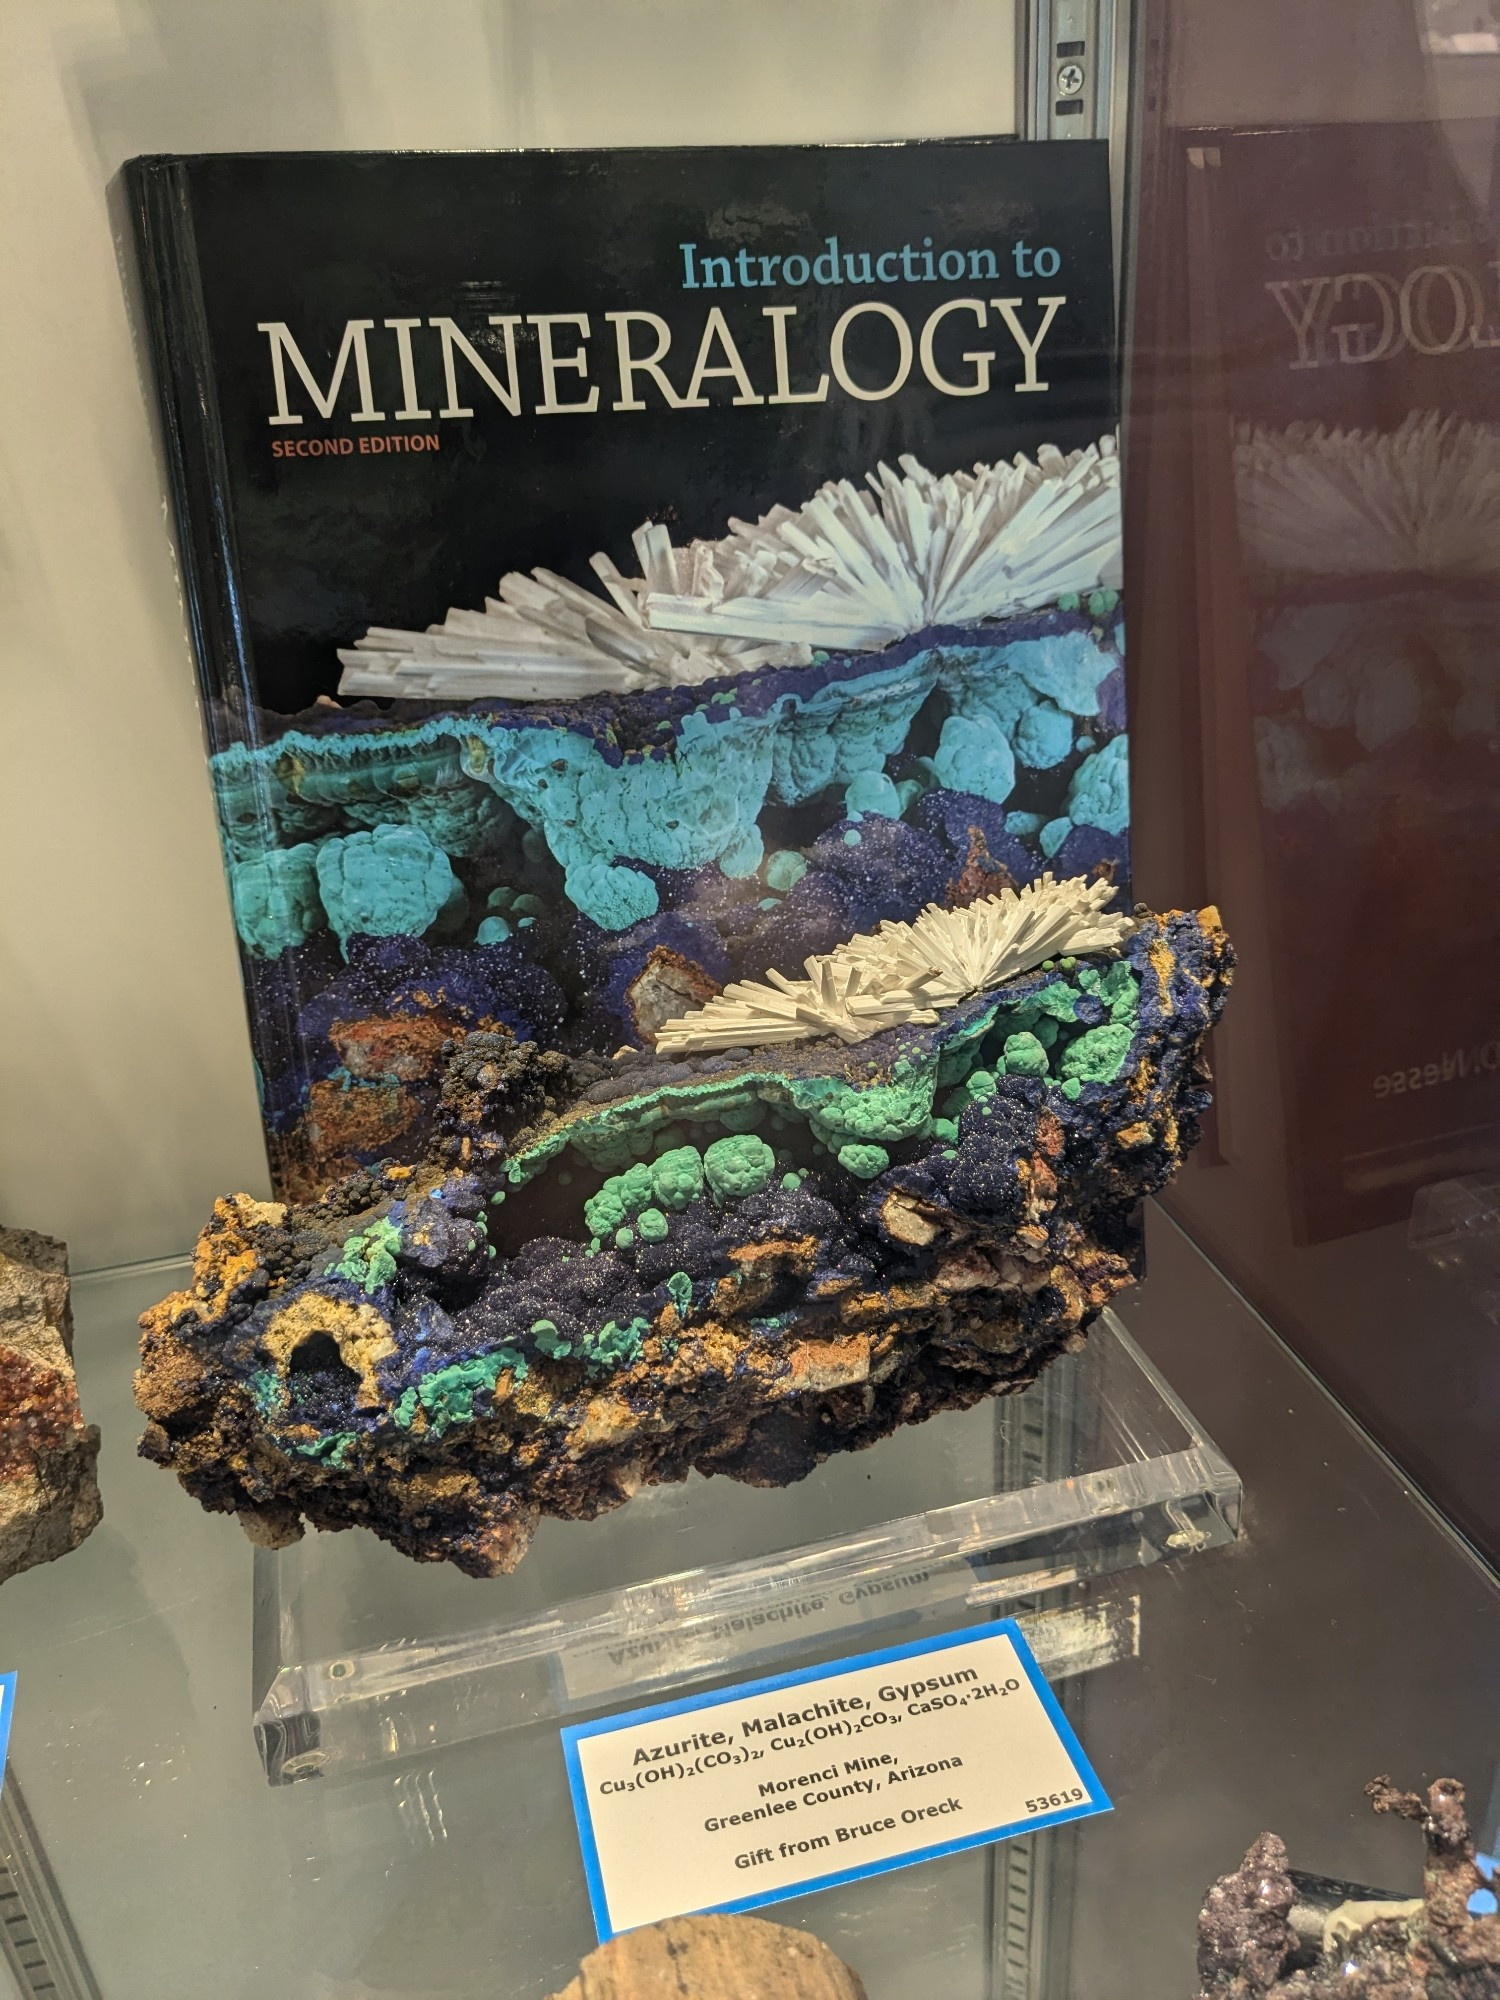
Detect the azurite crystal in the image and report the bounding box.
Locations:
[135,905,1231,1577]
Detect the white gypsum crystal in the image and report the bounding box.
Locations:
[839,871,1132,1009]
[335,439,1121,701]
[653,873,1133,1054]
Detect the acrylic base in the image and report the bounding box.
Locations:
[252,1309,1241,1783]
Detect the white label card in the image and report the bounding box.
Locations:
[561,1619,1110,1940]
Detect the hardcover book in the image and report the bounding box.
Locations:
[124,141,1129,1200]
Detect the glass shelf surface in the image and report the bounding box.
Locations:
[2,1210,1496,2000]
[253,1308,1241,1783]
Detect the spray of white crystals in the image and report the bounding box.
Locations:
[652,872,1133,1053]
[1233,412,1500,580]
[337,438,1122,702]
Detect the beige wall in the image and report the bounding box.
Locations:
[0,0,1019,1272]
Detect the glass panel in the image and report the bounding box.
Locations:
[1124,0,1500,1564]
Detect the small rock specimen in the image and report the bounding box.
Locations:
[1196,1776,1500,1997]
[136,901,1230,1576]
[545,1914,867,2000]
[0,1228,101,1582]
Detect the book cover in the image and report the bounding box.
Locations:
[124,142,1126,1200]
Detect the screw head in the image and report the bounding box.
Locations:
[1056,60,1086,96]
[280,1750,330,1780]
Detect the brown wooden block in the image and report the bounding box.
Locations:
[547,1914,868,2000]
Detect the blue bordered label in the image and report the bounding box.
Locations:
[562,1619,1110,1940]
[0,1673,14,1796]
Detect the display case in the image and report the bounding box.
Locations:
[2,4,1498,1998]
[4,1214,1497,1998]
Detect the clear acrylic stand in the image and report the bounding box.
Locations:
[252,1310,1241,1783]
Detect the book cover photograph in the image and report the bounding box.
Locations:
[127,143,1230,1573]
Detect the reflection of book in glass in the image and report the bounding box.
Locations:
[1420,0,1500,52]
[1171,120,1500,1244]
[1232,415,1500,1241]
[1409,1169,1500,1323]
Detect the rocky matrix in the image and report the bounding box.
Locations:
[1196,1776,1500,1998]
[545,1914,868,2000]
[136,904,1230,1576]
[1,1228,102,1582]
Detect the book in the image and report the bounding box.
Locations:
[123,141,1125,1199]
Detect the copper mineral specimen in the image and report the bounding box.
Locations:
[1,1227,102,1582]
[136,899,1230,1575]
[1196,1776,1500,1998]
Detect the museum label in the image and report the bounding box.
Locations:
[561,1619,1110,1938]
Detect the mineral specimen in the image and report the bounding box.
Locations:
[238,615,1126,945]
[1,1227,102,1583]
[135,895,1231,1576]
[546,1914,867,2000]
[1196,1776,1500,1998]
[652,873,1133,1051]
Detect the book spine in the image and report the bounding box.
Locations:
[122,158,296,1189]
[122,157,258,753]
